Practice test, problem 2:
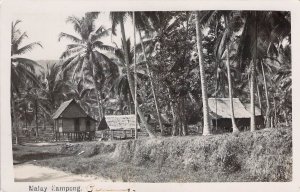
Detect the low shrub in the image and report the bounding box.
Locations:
[31,127,292,182]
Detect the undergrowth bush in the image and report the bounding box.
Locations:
[33,127,292,182]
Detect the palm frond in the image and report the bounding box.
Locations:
[91,26,111,41]
[58,32,83,44]
[12,57,42,71]
[93,42,116,52]
[66,16,82,34]
[15,42,43,55]
[60,46,85,59]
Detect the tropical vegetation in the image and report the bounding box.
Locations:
[11,11,291,142]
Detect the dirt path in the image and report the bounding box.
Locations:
[14,163,111,182]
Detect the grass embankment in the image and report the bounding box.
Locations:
[14,127,292,182]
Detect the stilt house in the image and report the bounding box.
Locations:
[52,99,97,141]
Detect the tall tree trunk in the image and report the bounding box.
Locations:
[35,99,39,137]
[250,63,256,131]
[133,12,138,139]
[119,17,156,138]
[181,96,188,136]
[128,92,133,114]
[25,104,27,130]
[250,12,257,132]
[284,111,289,126]
[261,62,270,127]
[11,99,19,145]
[91,61,103,122]
[195,11,211,135]
[171,101,179,136]
[225,15,238,133]
[256,80,262,114]
[273,97,277,128]
[137,28,164,135]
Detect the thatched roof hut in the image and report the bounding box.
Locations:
[207,98,263,131]
[243,103,262,116]
[52,99,97,141]
[53,99,97,121]
[208,98,251,119]
[98,115,140,131]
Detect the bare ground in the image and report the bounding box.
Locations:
[14,163,110,182]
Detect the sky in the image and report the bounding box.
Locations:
[12,12,134,60]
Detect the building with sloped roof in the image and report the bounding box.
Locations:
[208,98,264,132]
[52,99,97,141]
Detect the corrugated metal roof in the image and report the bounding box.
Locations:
[208,98,260,119]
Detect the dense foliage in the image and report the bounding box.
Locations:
[11,11,291,141]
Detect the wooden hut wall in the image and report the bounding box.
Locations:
[90,120,96,131]
[62,118,75,132]
[79,118,86,131]
[57,119,63,132]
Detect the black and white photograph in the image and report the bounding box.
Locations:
[1,0,298,191]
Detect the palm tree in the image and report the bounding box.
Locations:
[11,20,42,144]
[195,11,212,135]
[219,12,240,132]
[110,39,148,113]
[236,11,290,131]
[22,87,50,137]
[59,12,116,122]
[110,12,156,138]
[40,63,69,112]
[134,12,167,135]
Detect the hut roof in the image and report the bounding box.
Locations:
[98,115,140,131]
[52,99,97,121]
[208,98,259,119]
[243,103,262,116]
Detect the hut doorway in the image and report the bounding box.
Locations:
[74,118,80,132]
[86,120,91,131]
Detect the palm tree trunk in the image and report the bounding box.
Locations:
[195,11,211,135]
[273,97,277,128]
[167,86,177,136]
[128,93,133,114]
[35,99,39,137]
[91,61,103,121]
[250,12,257,132]
[25,104,27,130]
[250,62,256,131]
[137,28,164,135]
[133,12,138,139]
[11,99,19,145]
[225,15,238,133]
[261,62,270,127]
[256,80,262,114]
[119,17,156,138]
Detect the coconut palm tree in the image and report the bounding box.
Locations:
[110,12,156,138]
[11,20,43,144]
[39,63,69,111]
[59,12,116,122]
[236,11,290,131]
[21,87,50,137]
[109,39,148,114]
[134,11,174,135]
[209,11,241,133]
[194,11,212,135]
[11,20,42,93]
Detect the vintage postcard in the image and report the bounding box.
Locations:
[0,0,299,191]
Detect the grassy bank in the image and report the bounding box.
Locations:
[14,127,292,182]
